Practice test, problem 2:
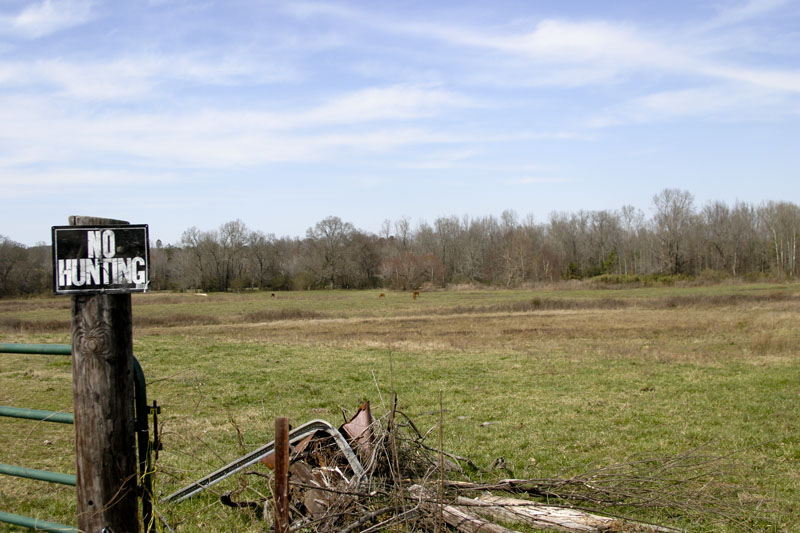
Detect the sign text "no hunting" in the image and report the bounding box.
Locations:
[52,225,150,294]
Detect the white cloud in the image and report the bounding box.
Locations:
[295,85,475,125]
[701,0,789,31]
[403,148,481,169]
[0,53,298,100]
[588,84,788,128]
[0,84,484,175]
[0,167,180,188]
[430,18,800,93]
[496,20,672,66]
[286,3,800,94]
[701,63,800,92]
[3,0,94,38]
[283,1,358,21]
[284,6,682,82]
[510,177,572,185]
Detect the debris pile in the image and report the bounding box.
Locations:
[165,399,770,532]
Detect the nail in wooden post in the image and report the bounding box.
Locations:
[70,216,140,533]
[274,416,290,533]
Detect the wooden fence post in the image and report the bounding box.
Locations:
[274,417,290,533]
[70,216,140,532]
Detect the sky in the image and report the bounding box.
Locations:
[1,0,799,246]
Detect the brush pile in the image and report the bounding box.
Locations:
[212,399,771,532]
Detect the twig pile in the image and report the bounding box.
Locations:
[214,401,771,532]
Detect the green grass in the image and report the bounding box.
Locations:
[1,282,799,531]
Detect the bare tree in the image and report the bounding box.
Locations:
[349,230,382,288]
[619,205,646,275]
[394,217,412,253]
[149,240,176,291]
[247,231,278,289]
[460,215,492,283]
[758,201,799,276]
[217,219,249,291]
[587,210,622,275]
[548,211,591,278]
[652,189,695,275]
[0,235,27,297]
[729,202,759,275]
[179,226,214,291]
[433,216,462,285]
[305,216,355,289]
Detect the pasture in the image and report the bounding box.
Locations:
[1,282,799,531]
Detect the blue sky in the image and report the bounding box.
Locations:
[1,0,799,246]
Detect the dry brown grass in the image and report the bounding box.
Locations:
[0,316,70,333]
[143,303,797,365]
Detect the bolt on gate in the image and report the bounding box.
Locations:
[0,343,160,532]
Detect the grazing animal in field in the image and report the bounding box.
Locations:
[413,291,420,300]
[379,293,385,298]
[271,293,276,298]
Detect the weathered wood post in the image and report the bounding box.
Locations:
[69,216,140,532]
[273,417,290,533]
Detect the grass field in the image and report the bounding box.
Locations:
[1,282,799,531]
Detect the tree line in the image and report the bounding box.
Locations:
[2,189,799,297]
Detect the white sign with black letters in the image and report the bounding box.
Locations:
[52,225,150,294]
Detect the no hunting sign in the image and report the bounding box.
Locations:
[52,225,150,294]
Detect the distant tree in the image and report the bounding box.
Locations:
[305,216,355,289]
[519,214,548,282]
[729,202,759,275]
[586,210,621,276]
[619,205,646,275]
[149,244,175,290]
[548,211,590,278]
[433,216,462,285]
[379,253,443,290]
[0,235,27,297]
[460,215,492,283]
[394,217,412,253]
[349,231,382,288]
[217,219,249,291]
[652,189,695,275]
[248,231,277,289]
[179,226,217,291]
[758,201,799,276]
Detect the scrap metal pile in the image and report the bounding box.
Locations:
[164,400,763,532]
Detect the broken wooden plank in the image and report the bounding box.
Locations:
[459,494,676,532]
[409,485,520,533]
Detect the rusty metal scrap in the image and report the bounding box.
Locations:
[164,418,364,503]
[340,401,374,462]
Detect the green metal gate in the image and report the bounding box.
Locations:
[0,343,159,532]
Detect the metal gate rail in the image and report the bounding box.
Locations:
[0,343,158,532]
[0,510,79,533]
[0,405,74,424]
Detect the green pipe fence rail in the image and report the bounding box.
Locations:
[0,405,74,424]
[0,511,79,533]
[0,343,158,532]
[0,343,72,356]
[0,463,76,487]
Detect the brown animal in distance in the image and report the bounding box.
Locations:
[379,293,385,298]
[413,291,420,300]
